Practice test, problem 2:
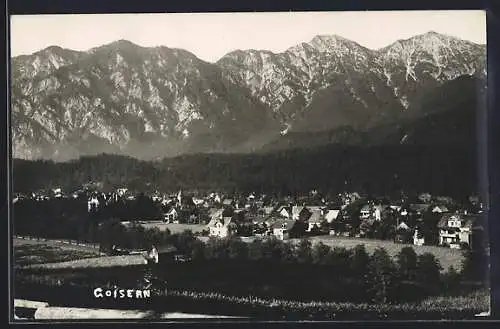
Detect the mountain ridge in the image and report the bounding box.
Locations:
[11,31,486,161]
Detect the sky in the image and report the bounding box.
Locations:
[10,10,486,63]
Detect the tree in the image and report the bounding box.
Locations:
[396,247,418,281]
[295,239,313,264]
[442,266,461,293]
[327,247,352,278]
[461,248,488,284]
[204,237,229,260]
[227,237,248,260]
[312,242,331,265]
[261,236,286,262]
[416,253,442,295]
[350,244,370,280]
[184,238,204,261]
[367,247,397,304]
[248,238,264,261]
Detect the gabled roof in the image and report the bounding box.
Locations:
[308,210,322,223]
[272,219,296,230]
[437,213,479,229]
[397,222,410,231]
[432,205,449,212]
[292,206,305,217]
[325,209,340,221]
[209,208,223,220]
[360,205,371,212]
[223,217,233,226]
[307,206,324,213]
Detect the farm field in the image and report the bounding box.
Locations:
[13,238,102,268]
[14,237,145,270]
[134,222,206,234]
[25,254,147,270]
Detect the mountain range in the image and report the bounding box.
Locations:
[11,31,486,161]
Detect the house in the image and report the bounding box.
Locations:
[272,220,297,240]
[394,221,412,243]
[373,205,387,221]
[390,205,402,212]
[437,213,479,248]
[413,229,425,246]
[307,206,325,215]
[192,197,205,206]
[87,196,100,212]
[307,209,323,232]
[116,188,128,197]
[207,216,237,238]
[143,245,177,264]
[291,206,305,220]
[273,205,289,218]
[360,205,372,219]
[163,208,178,223]
[324,209,341,223]
[432,205,449,213]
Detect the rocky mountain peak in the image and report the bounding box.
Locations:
[11,32,486,161]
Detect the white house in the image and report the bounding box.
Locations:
[272,220,296,240]
[432,205,449,213]
[164,208,179,223]
[324,209,340,223]
[276,206,291,219]
[413,230,425,246]
[87,196,100,212]
[307,210,323,232]
[207,217,237,238]
[116,188,128,197]
[360,205,371,219]
[437,213,477,247]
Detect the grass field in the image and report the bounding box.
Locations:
[13,238,102,268]
[26,254,147,270]
[14,237,144,270]
[137,222,206,234]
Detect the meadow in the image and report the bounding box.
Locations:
[13,238,102,268]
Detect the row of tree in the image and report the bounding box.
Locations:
[13,143,478,197]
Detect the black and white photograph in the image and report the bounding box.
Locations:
[9,10,491,321]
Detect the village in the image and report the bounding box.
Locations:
[13,183,486,251]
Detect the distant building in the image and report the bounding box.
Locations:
[324,209,341,223]
[432,205,449,214]
[272,220,296,240]
[437,213,480,248]
[360,205,371,219]
[413,229,425,246]
[307,209,323,232]
[163,208,178,223]
[87,196,100,212]
[207,217,237,238]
